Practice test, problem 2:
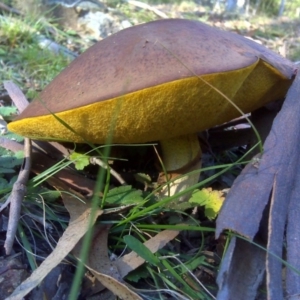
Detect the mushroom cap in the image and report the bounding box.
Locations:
[8,19,296,143]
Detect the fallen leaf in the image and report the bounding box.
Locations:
[6,186,103,300]
[85,266,142,300]
[74,225,181,298]
[74,225,141,299]
[73,224,120,279]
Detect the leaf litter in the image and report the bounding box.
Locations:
[6,183,103,300]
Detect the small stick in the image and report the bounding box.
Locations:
[4,138,32,255]
[90,157,126,185]
[3,81,33,254]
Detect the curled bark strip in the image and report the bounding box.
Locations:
[216,69,300,299]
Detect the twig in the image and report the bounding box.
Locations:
[4,138,32,255]
[3,81,32,254]
[90,157,126,185]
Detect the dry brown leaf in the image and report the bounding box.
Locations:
[85,266,142,300]
[74,224,142,299]
[74,224,119,277]
[73,224,121,296]
[6,188,103,300]
[74,227,180,298]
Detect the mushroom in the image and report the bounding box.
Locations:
[8,19,296,201]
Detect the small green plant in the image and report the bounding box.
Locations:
[0,146,23,193]
[190,188,224,220]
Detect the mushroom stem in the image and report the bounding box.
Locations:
[158,134,202,202]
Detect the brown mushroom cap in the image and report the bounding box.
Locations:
[8,19,296,144]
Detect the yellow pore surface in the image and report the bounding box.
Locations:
[8,59,290,144]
